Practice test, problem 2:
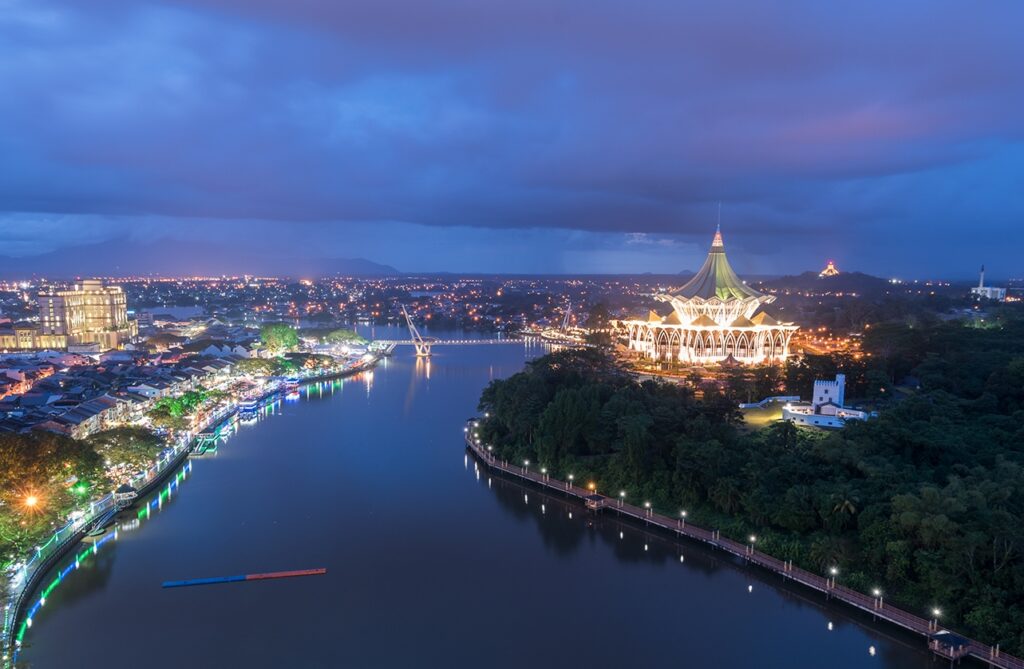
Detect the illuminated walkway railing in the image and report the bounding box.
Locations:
[1,355,380,666]
[0,390,247,666]
[464,422,1024,669]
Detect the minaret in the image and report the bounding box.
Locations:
[979,265,985,289]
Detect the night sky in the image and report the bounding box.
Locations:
[2,1,1022,278]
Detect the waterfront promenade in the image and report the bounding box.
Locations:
[465,422,1023,669]
[1,357,380,667]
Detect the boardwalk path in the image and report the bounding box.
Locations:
[465,422,1022,669]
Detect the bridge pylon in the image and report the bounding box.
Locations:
[402,305,432,357]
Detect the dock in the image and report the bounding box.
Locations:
[465,420,1023,669]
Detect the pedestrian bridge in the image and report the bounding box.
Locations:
[391,305,524,356]
[375,338,521,346]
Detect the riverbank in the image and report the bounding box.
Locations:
[464,421,1022,669]
[1,353,381,667]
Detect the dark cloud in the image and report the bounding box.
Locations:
[0,0,1022,274]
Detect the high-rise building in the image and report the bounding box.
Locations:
[36,280,137,350]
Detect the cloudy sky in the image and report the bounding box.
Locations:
[1,0,1022,277]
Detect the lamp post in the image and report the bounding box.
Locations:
[931,608,941,632]
[541,467,547,481]
[748,535,757,555]
[828,567,838,589]
[523,460,530,475]
[567,474,574,490]
[619,491,626,508]
[644,501,651,517]
[872,588,883,609]
[679,510,687,529]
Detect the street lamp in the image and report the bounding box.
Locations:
[679,510,687,528]
[587,482,596,493]
[619,490,626,508]
[748,535,757,555]
[872,588,883,609]
[567,474,574,490]
[644,501,651,517]
[931,607,941,631]
[828,567,839,589]
[24,495,38,509]
[541,467,547,481]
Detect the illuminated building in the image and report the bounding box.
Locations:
[35,280,138,350]
[970,265,1006,301]
[819,260,840,277]
[622,228,798,364]
[782,374,870,428]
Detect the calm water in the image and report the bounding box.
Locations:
[18,329,934,668]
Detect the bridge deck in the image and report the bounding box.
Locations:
[465,424,1023,669]
[375,339,523,345]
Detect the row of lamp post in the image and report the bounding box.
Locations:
[476,436,952,637]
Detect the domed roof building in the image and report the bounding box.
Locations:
[623,228,798,364]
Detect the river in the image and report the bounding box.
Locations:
[16,327,935,668]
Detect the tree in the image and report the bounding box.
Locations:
[260,322,299,351]
[87,427,163,473]
[235,357,278,377]
[325,328,367,345]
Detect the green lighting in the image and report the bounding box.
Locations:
[43,577,60,598]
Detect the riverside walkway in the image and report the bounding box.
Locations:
[1,359,380,667]
[465,421,1023,669]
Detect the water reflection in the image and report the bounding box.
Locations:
[471,462,934,668]
[17,337,938,669]
[16,390,291,659]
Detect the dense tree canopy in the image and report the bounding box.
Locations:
[478,316,1024,654]
[0,432,104,560]
[260,322,299,352]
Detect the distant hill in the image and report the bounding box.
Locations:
[758,270,891,295]
[0,238,399,278]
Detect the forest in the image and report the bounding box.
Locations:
[476,315,1024,654]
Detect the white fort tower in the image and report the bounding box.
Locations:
[623,227,798,364]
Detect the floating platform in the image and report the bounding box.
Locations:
[162,567,327,589]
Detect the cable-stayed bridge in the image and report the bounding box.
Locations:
[378,306,522,356]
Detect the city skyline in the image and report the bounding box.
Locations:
[2,0,1023,277]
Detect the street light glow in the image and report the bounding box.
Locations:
[25,495,38,508]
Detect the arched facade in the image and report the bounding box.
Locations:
[620,228,798,365]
